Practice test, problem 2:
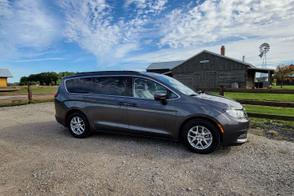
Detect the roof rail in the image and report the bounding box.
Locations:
[65,70,143,79]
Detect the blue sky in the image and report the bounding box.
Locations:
[1,0,294,82]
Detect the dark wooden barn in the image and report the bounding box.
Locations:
[147,46,274,90]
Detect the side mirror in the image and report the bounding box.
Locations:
[154,92,167,104]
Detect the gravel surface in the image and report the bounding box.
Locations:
[0,103,293,196]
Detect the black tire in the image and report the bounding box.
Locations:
[181,119,220,154]
[67,112,90,138]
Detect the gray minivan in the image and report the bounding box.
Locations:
[55,71,249,153]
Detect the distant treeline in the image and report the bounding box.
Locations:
[20,72,76,85]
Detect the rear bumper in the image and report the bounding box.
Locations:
[222,119,249,146]
[54,99,67,127]
[55,115,66,127]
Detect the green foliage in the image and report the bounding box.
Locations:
[58,72,75,78]
[274,65,294,87]
[57,72,75,84]
[20,76,29,85]
[19,72,76,86]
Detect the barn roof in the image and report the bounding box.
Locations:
[0,68,13,78]
[146,60,185,70]
[199,50,256,68]
[179,50,256,69]
[147,50,257,71]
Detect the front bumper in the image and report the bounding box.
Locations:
[222,119,249,146]
[235,132,248,144]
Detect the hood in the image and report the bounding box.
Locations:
[194,93,243,109]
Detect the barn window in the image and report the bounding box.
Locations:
[200,60,209,63]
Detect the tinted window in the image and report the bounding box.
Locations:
[151,74,197,96]
[66,77,93,94]
[66,76,131,96]
[133,78,177,99]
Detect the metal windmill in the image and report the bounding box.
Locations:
[259,43,270,68]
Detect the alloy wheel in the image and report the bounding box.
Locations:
[187,125,213,150]
[70,116,86,135]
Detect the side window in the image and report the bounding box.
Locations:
[66,77,94,94]
[66,76,131,96]
[133,78,177,99]
[92,77,131,96]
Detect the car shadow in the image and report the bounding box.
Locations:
[0,120,232,158]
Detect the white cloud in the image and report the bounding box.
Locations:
[125,0,167,13]
[62,0,294,68]
[60,0,167,64]
[1,0,294,70]
[159,0,294,48]
[0,0,60,57]
[123,0,294,69]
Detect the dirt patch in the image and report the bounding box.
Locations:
[250,121,294,142]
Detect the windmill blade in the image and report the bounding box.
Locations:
[260,43,270,53]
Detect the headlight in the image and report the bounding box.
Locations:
[226,109,246,119]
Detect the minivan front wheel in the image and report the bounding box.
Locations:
[181,120,220,154]
[67,113,90,138]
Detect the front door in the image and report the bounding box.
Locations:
[123,77,178,137]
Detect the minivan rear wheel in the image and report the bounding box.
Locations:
[67,112,90,138]
[181,119,220,154]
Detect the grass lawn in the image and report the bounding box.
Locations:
[272,85,294,90]
[244,104,294,117]
[224,92,294,102]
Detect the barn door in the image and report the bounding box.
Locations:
[205,72,217,89]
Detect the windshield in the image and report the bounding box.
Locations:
[153,74,197,96]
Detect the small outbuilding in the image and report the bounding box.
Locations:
[0,68,13,87]
[147,46,274,89]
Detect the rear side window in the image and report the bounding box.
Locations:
[66,76,131,96]
[66,77,93,94]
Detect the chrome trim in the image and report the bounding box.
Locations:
[236,138,248,143]
[63,74,181,101]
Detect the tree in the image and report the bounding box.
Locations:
[57,72,75,84]
[274,65,294,88]
[20,76,29,85]
[58,72,75,78]
[19,72,76,86]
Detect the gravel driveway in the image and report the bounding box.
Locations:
[0,103,293,196]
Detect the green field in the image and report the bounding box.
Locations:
[244,105,294,117]
[272,85,294,90]
[224,92,294,102]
